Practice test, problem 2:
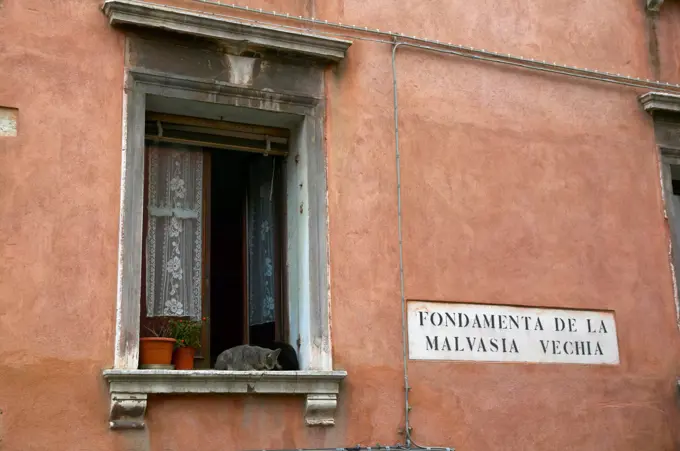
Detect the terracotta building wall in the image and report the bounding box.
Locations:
[0,0,125,449]
[325,0,679,447]
[657,1,680,83]
[392,49,678,451]
[0,0,679,450]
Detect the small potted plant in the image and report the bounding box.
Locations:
[140,321,177,368]
[168,317,207,370]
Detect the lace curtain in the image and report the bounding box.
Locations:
[146,144,203,320]
[247,156,277,326]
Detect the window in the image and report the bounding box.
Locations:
[106,0,352,374]
[106,72,346,430]
[660,151,680,325]
[112,71,335,375]
[103,0,351,429]
[641,92,680,329]
[140,113,290,368]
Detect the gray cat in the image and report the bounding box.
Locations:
[214,345,282,370]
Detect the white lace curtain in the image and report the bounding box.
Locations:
[247,156,277,326]
[146,144,203,320]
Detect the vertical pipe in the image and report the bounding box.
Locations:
[391,41,411,448]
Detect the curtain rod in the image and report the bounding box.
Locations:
[145,135,288,157]
[147,112,291,139]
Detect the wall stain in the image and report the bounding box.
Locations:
[646,11,662,80]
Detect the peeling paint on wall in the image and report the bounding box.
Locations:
[0,107,17,137]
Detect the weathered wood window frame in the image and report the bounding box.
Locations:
[115,69,334,371]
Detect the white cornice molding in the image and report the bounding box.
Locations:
[103,369,347,428]
[639,92,680,115]
[102,0,352,62]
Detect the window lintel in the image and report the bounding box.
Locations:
[102,0,352,62]
[639,92,680,115]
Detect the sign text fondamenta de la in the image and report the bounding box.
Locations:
[408,301,619,365]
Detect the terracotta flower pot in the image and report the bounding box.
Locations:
[139,337,176,366]
[173,346,196,370]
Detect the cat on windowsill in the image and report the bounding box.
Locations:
[214,341,299,371]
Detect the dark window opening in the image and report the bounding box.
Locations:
[672,179,680,196]
[208,150,285,368]
[670,164,680,196]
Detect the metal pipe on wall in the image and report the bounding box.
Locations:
[391,41,412,449]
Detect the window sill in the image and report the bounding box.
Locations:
[103,369,347,429]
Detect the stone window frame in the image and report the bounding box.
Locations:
[103,0,352,430]
[640,92,680,329]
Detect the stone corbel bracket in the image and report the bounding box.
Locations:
[647,0,664,12]
[103,369,347,429]
[305,394,338,426]
[109,393,147,429]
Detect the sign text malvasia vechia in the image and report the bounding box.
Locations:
[407,301,619,364]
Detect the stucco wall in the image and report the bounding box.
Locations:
[394,50,679,450]
[657,1,680,83]
[0,0,679,450]
[325,0,680,448]
[0,0,124,449]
